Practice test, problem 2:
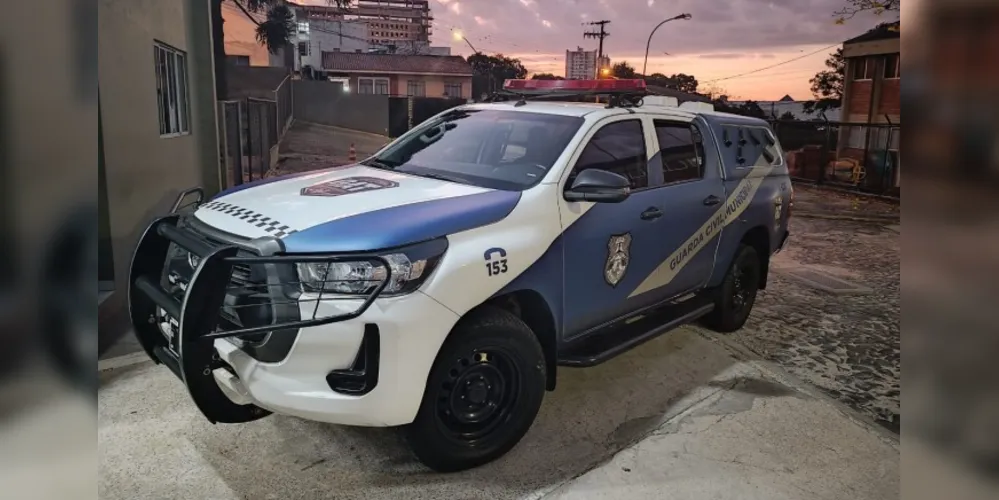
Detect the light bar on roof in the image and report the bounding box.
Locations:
[502,79,647,93]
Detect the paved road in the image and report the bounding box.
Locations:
[735,215,900,433]
[98,328,897,500]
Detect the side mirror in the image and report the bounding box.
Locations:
[564,169,631,203]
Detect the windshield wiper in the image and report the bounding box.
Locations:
[361,158,396,170]
[412,171,466,184]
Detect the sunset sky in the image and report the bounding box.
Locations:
[303,0,890,101]
[427,0,886,101]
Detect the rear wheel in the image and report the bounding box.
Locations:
[404,306,546,472]
[702,244,762,333]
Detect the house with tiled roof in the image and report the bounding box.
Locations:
[321,52,473,99]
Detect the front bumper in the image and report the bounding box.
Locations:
[128,212,455,426]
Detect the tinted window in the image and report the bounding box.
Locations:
[569,120,648,189]
[368,109,584,191]
[653,121,704,184]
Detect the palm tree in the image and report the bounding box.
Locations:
[212,1,351,99]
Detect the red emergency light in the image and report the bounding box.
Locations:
[502,79,647,93]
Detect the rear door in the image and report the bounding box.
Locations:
[625,117,727,300]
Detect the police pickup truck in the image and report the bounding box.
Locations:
[129,79,792,472]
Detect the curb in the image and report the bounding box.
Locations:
[794,211,900,224]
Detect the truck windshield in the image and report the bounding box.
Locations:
[363,108,584,191]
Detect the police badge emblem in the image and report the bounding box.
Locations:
[604,233,632,287]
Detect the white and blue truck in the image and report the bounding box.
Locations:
[129,79,792,472]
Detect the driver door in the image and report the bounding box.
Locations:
[558,117,673,340]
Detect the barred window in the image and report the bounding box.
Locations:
[154,42,190,137]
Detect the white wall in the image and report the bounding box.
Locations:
[295,20,370,71]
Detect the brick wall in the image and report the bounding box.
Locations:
[848,80,873,115]
[878,79,901,115]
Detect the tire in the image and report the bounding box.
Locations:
[702,244,762,333]
[404,306,546,472]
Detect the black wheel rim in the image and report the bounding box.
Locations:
[434,346,521,445]
[731,259,756,312]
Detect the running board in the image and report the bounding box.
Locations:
[557,298,715,367]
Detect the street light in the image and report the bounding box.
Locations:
[642,13,692,77]
[453,31,480,55]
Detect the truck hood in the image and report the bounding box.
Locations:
[194,165,522,252]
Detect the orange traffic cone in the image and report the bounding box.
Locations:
[348,143,357,162]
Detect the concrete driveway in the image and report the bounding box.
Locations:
[98,328,898,500]
[276,121,391,175]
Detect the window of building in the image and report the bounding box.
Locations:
[226,55,250,66]
[298,41,309,56]
[444,82,462,98]
[569,120,649,190]
[884,54,900,79]
[358,77,390,95]
[297,22,309,33]
[845,125,867,149]
[852,56,876,80]
[154,42,190,137]
[407,80,426,97]
[652,120,705,184]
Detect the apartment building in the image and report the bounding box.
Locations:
[564,47,609,80]
[292,0,432,46]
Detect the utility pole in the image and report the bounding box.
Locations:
[583,20,610,78]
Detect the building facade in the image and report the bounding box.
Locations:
[98,0,221,351]
[564,47,608,80]
[321,52,472,98]
[837,23,901,190]
[292,0,432,46]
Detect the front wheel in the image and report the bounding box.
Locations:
[404,306,546,472]
[702,244,762,333]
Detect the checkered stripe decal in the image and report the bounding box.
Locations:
[199,201,299,238]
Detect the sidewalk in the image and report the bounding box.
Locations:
[538,349,899,500]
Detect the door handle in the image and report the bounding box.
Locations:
[703,195,722,206]
[640,207,663,220]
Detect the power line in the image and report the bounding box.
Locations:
[701,43,839,83]
[583,20,611,66]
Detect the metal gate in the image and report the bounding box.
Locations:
[219,98,278,187]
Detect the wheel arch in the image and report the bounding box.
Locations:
[471,289,559,391]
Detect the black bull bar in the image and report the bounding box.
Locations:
[127,214,390,423]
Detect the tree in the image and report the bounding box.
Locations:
[611,61,637,79]
[531,73,564,80]
[468,53,528,96]
[779,110,798,121]
[834,0,900,24]
[212,1,351,99]
[666,73,698,94]
[803,47,845,116]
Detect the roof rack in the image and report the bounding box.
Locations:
[484,79,650,108]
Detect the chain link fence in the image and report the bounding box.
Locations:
[770,119,900,198]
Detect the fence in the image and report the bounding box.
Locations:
[274,74,293,137]
[218,98,280,187]
[770,118,900,197]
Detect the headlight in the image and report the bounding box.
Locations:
[295,238,446,296]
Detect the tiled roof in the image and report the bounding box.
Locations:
[322,52,473,75]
